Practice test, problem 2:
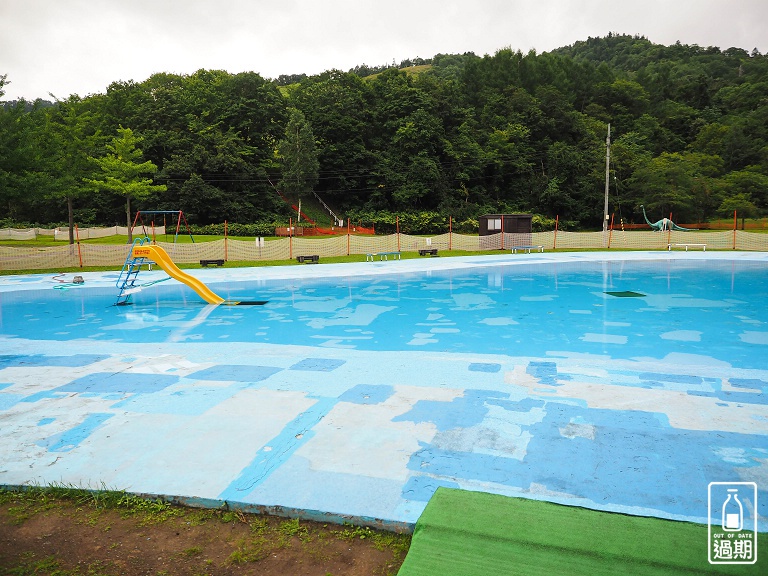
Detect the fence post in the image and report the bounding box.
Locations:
[224,220,228,262]
[449,216,452,251]
[396,216,400,252]
[347,218,350,256]
[733,210,737,250]
[75,224,83,268]
[501,215,505,251]
[289,217,293,260]
[667,212,673,247]
[608,213,614,248]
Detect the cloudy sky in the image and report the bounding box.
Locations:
[1,0,766,101]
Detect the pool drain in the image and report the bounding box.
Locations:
[604,291,646,298]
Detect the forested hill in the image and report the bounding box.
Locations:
[1,33,767,232]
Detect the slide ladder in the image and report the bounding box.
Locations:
[116,238,225,306]
[116,237,154,305]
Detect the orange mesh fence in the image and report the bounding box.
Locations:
[449,233,482,251]
[78,244,132,267]
[3,230,768,271]
[292,236,348,259]
[349,234,399,255]
[227,238,290,261]
[1,245,81,270]
[315,225,375,235]
[735,230,768,250]
[156,241,224,263]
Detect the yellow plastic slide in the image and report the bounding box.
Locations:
[131,245,225,305]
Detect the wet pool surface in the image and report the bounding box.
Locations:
[1,251,766,530]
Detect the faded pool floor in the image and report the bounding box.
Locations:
[1,252,767,531]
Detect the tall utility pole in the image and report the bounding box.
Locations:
[602,123,611,236]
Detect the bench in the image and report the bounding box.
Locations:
[200,259,225,267]
[418,249,439,256]
[667,243,706,252]
[296,255,320,264]
[511,245,544,254]
[366,252,401,261]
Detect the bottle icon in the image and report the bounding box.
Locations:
[721,488,743,531]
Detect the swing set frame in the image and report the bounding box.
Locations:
[130,210,195,244]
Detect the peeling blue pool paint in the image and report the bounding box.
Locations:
[689,389,768,405]
[0,354,109,367]
[0,393,22,411]
[187,364,282,382]
[38,413,113,452]
[339,384,395,405]
[468,362,501,373]
[393,389,515,431]
[289,358,346,372]
[0,252,766,532]
[526,361,565,385]
[219,396,338,501]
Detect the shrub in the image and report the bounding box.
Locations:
[188,222,280,237]
[345,210,448,234]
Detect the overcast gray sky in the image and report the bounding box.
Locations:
[1,0,767,101]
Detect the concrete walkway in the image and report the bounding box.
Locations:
[1,252,766,531]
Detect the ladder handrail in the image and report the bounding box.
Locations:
[312,191,342,225]
[115,236,152,304]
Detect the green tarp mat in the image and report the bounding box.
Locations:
[398,488,765,575]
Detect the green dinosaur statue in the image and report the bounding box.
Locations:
[640,205,695,231]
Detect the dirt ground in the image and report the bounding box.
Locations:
[0,492,410,576]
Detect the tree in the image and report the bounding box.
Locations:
[277,109,319,215]
[629,151,723,222]
[86,127,166,242]
[4,35,768,232]
[0,98,35,224]
[109,70,289,225]
[386,108,447,209]
[717,193,758,229]
[591,79,650,135]
[630,153,697,222]
[711,166,768,227]
[484,123,533,204]
[287,71,375,210]
[38,97,101,242]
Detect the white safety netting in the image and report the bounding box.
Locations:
[2,231,767,271]
[0,226,167,241]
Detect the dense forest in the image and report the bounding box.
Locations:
[1,33,767,234]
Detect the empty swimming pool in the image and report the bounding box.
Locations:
[0,252,766,530]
